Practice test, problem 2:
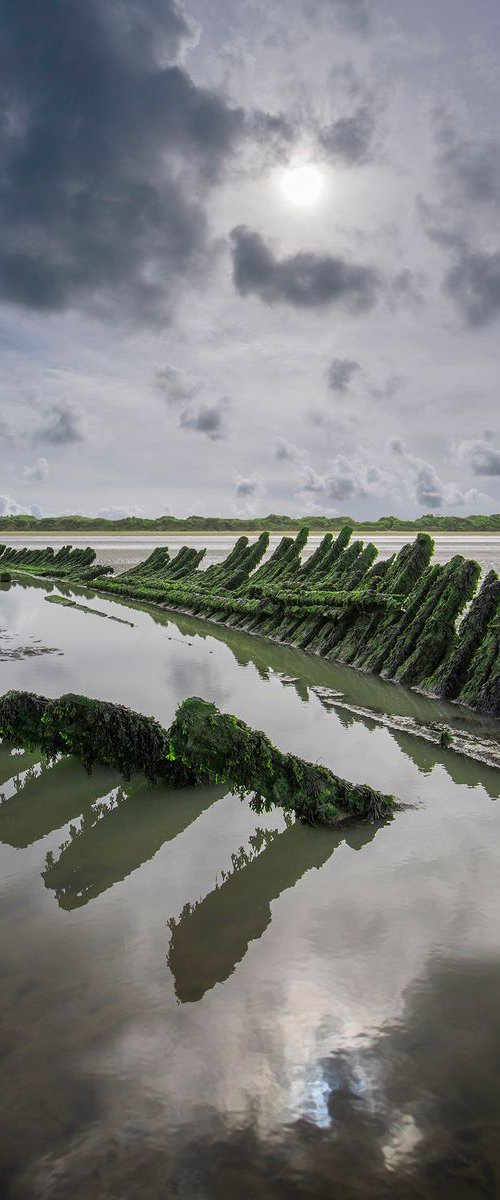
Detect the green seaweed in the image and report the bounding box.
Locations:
[0,690,200,786]
[425,570,500,700]
[0,690,396,826]
[168,697,395,825]
[6,523,500,717]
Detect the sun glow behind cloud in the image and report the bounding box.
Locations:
[1,0,500,520]
[280,164,325,208]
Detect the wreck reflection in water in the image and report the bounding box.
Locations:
[1,578,500,1197]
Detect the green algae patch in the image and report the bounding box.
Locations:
[0,690,396,827]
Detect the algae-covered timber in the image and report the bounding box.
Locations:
[0,691,201,787]
[168,697,395,824]
[0,690,396,826]
[5,525,500,718]
[0,543,109,583]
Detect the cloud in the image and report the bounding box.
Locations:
[298,467,329,495]
[246,111,294,163]
[34,402,86,445]
[419,188,500,329]
[0,494,40,517]
[455,438,500,476]
[443,246,500,327]
[304,0,371,34]
[434,116,500,209]
[389,269,427,309]
[234,473,266,499]
[230,226,380,311]
[332,0,371,32]
[21,457,49,484]
[233,471,267,514]
[327,357,361,393]
[367,373,406,403]
[97,504,145,520]
[323,460,366,502]
[179,396,230,439]
[0,0,248,324]
[419,115,500,327]
[157,365,232,440]
[293,442,493,515]
[298,456,389,503]
[154,363,200,405]
[389,439,486,508]
[274,438,307,464]
[319,106,375,165]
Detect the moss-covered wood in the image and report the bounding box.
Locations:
[168,697,396,825]
[0,543,106,582]
[0,690,396,826]
[0,690,202,786]
[424,571,500,701]
[5,525,499,717]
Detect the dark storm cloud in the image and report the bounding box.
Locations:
[230,226,380,311]
[319,106,375,165]
[34,402,86,445]
[179,397,230,439]
[327,357,360,392]
[0,0,251,323]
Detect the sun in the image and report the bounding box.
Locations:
[280,164,325,208]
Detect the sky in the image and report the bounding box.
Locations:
[1,0,500,521]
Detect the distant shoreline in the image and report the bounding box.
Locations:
[2,529,500,539]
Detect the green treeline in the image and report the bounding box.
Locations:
[1,512,500,533]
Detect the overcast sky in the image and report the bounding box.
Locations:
[1,0,500,520]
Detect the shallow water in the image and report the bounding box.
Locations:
[1,577,500,1198]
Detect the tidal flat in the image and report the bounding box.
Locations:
[1,565,500,1198]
